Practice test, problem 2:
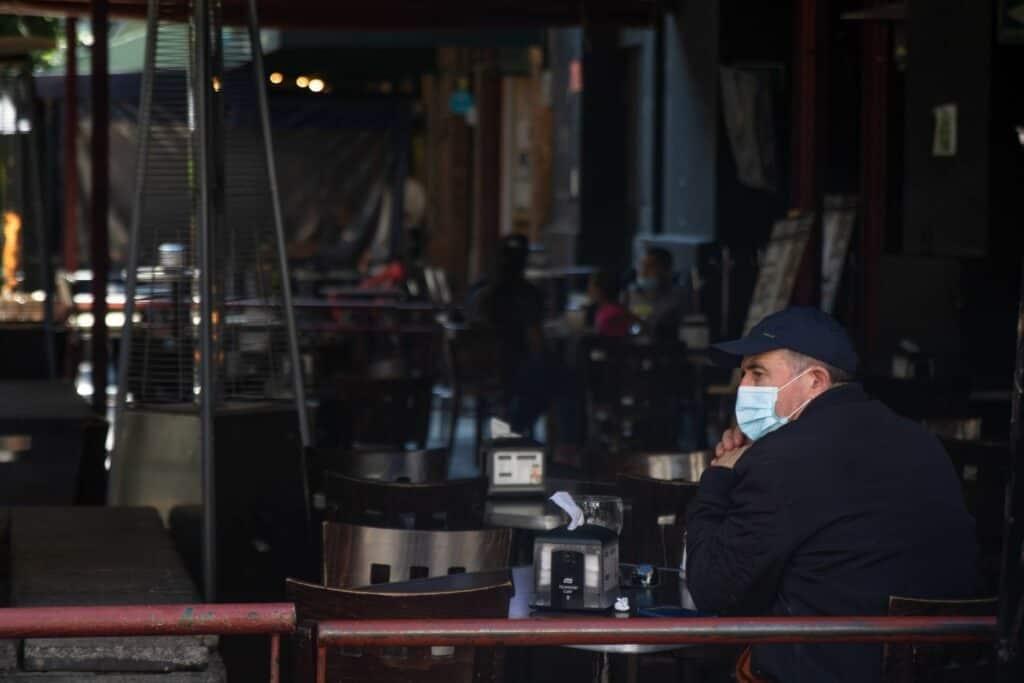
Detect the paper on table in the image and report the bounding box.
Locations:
[549,491,585,530]
[490,418,520,439]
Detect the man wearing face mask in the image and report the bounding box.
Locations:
[685,307,977,683]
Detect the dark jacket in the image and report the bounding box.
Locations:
[685,383,978,683]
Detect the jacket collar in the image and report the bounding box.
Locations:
[798,382,868,420]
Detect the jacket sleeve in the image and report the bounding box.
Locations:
[684,460,790,614]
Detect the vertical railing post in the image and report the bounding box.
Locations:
[269,633,280,683]
[315,644,326,683]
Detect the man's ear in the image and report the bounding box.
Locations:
[810,366,832,390]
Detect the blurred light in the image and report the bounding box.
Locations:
[212,76,222,93]
[1017,126,1024,148]
[295,75,310,88]
[79,33,94,47]
[106,312,125,328]
[269,72,284,85]
[308,78,325,93]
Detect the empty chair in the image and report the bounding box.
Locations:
[317,376,434,450]
[616,473,699,568]
[321,521,511,588]
[580,336,691,458]
[288,572,512,683]
[618,451,713,483]
[883,596,998,683]
[326,473,487,530]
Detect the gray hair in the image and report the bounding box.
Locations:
[785,350,853,384]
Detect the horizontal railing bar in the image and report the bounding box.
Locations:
[317,616,997,648]
[0,603,295,638]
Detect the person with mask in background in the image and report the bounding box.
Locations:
[628,246,688,341]
[685,307,977,683]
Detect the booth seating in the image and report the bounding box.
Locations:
[321,521,511,588]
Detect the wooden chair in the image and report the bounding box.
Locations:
[321,521,512,588]
[325,473,487,530]
[317,376,435,450]
[580,337,691,461]
[883,596,998,683]
[616,473,699,568]
[288,572,512,683]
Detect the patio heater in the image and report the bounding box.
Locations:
[108,0,312,600]
[0,49,57,379]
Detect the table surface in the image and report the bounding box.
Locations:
[358,564,692,655]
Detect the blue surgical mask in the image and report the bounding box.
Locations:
[735,369,813,442]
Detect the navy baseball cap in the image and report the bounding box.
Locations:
[712,307,858,374]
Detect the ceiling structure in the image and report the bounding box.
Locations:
[0,1,657,29]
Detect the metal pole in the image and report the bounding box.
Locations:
[316,616,997,649]
[63,17,78,274]
[110,0,159,504]
[90,0,110,414]
[651,0,664,232]
[194,0,217,602]
[244,0,311,449]
[269,633,281,683]
[0,603,295,638]
[997,260,1024,680]
[24,61,56,379]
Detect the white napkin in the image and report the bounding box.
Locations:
[549,491,585,530]
[490,418,520,439]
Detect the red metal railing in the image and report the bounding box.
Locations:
[0,603,295,682]
[314,616,997,682]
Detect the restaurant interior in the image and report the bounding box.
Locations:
[0,0,1017,681]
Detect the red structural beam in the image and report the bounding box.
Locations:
[0,603,295,638]
[317,616,997,648]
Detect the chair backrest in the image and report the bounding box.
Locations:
[883,596,998,683]
[616,473,699,568]
[326,473,488,530]
[287,574,512,683]
[322,521,512,588]
[317,376,434,449]
[314,448,450,484]
[618,451,713,482]
[579,336,691,454]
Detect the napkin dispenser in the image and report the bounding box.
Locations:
[482,433,545,496]
[533,524,619,610]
